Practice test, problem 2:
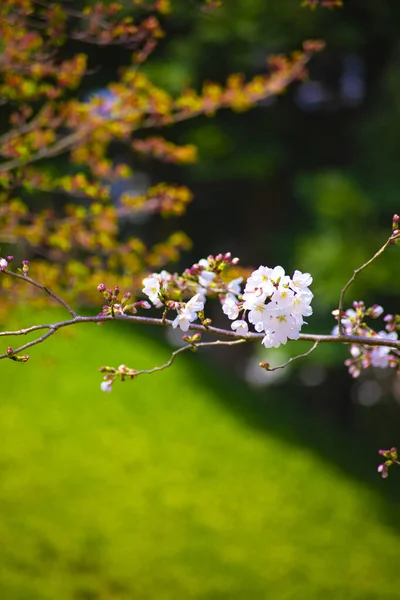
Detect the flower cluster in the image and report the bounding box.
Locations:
[222,266,313,348]
[332,302,400,377]
[141,257,313,346]
[142,252,241,326]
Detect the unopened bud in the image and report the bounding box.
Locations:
[183,333,202,344]
[135,300,151,309]
[368,304,384,318]
[99,366,116,373]
[14,354,30,362]
[390,229,400,244]
[97,283,106,293]
[259,362,271,370]
[393,214,399,231]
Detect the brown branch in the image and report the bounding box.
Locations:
[1,313,400,361]
[129,338,246,377]
[3,269,77,317]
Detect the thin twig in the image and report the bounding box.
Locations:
[3,328,57,357]
[266,340,320,372]
[3,269,77,317]
[126,338,247,377]
[337,236,392,334]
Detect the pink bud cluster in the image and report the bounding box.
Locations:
[97,283,151,317]
[332,302,400,377]
[378,447,399,479]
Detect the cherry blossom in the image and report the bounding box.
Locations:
[172,293,205,332]
[101,380,113,393]
[231,320,249,335]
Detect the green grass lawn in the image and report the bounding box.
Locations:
[1,309,400,599]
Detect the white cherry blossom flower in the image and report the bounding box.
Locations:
[172,294,204,332]
[101,380,113,393]
[222,296,240,320]
[172,313,192,332]
[290,270,313,291]
[290,290,313,318]
[142,271,170,307]
[198,269,215,289]
[198,258,210,268]
[142,274,160,305]
[271,286,295,308]
[247,300,271,331]
[231,320,249,335]
[227,277,243,296]
[244,266,274,299]
[269,266,290,287]
[185,293,204,314]
[262,307,300,348]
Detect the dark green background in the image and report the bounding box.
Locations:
[2,1,400,597]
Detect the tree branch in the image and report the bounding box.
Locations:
[3,269,77,317]
[1,313,399,361]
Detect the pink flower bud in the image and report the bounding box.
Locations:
[135,300,151,309]
[259,362,270,370]
[366,304,384,318]
[97,283,106,293]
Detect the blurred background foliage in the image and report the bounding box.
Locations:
[2,0,400,597]
[128,0,400,418]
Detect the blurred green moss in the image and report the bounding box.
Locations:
[0,309,400,599]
